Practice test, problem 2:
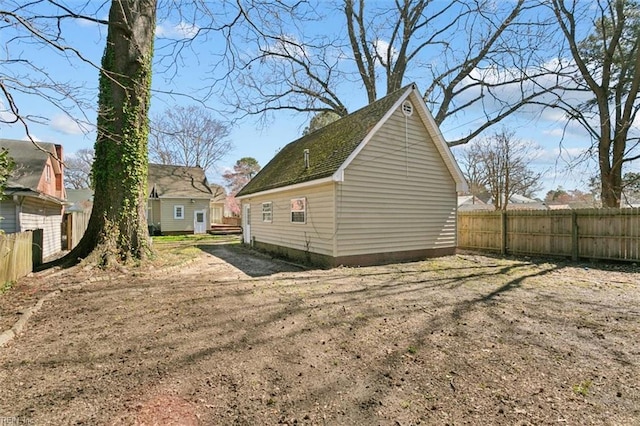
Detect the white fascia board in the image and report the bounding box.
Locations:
[332,85,414,180]
[236,176,334,200]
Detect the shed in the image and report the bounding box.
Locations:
[236,84,467,267]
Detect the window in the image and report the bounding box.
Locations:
[290,198,306,223]
[45,164,51,182]
[174,205,185,220]
[262,202,272,222]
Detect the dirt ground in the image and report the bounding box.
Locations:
[0,243,639,425]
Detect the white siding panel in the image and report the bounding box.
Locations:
[337,107,457,256]
[0,200,17,233]
[244,183,335,256]
[19,197,62,258]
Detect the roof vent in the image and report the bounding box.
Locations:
[402,100,413,117]
[303,148,310,169]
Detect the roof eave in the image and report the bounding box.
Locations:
[237,176,335,199]
[6,189,66,205]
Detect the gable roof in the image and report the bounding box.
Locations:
[237,83,466,198]
[1,139,61,191]
[148,163,224,199]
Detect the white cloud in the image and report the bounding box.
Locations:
[21,134,42,142]
[373,39,397,67]
[156,21,200,39]
[50,114,88,135]
[0,99,16,123]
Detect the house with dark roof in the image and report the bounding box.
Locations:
[236,84,467,267]
[147,163,225,235]
[0,139,66,258]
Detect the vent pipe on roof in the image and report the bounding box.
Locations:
[303,148,310,169]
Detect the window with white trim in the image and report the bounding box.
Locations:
[174,205,185,220]
[262,202,272,222]
[290,197,306,223]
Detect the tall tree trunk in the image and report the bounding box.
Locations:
[600,134,624,207]
[63,0,157,266]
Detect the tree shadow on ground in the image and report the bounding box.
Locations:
[196,243,307,277]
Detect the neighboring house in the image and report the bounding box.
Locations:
[485,194,547,211]
[210,196,226,225]
[0,139,66,258]
[147,163,225,235]
[236,83,467,267]
[457,195,494,212]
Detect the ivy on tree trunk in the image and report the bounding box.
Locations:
[66,0,157,266]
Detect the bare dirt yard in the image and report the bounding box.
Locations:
[1,242,639,425]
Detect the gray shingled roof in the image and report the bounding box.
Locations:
[236,84,414,197]
[148,163,223,199]
[0,139,59,191]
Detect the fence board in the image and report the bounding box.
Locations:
[458,208,640,262]
[0,231,33,284]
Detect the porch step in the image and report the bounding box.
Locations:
[209,224,243,235]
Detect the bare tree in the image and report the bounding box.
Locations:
[149,105,232,173]
[65,148,94,189]
[0,1,105,139]
[302,111,341,136]
[222,157,261,215]
[216,0,559,145]
[545,0,640,207]
[460,130,543,210]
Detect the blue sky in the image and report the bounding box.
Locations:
[1,1,635,198]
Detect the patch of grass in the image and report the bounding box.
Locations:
[1,280,14,295]
[152,234,231,243]
[572,380,592,396]
[147,243,204,269]
[407,346,418,355]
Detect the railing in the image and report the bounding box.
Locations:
[222,217,241,227]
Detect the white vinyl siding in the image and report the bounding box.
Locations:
[336,102,457,256]
[0,200,18,233]
[18,197,63,258]
[243,184,335,256]
[159,198,210,233]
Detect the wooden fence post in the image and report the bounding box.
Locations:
[571,211,579,261]
[32,228,43,268]
[501,210,507,255]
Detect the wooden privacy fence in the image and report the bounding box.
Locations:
[66,210,91,250]
[0,231,33,284]
[458,208,640,262]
